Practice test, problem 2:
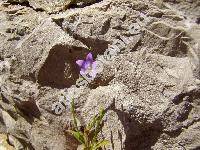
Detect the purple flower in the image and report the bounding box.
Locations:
[76,53,97,80]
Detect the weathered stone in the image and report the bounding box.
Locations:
[0,134,15,150]
[7,0,98,13]
[8,135,24,150]
[0,0,200,149]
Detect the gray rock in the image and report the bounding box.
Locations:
[0,0,200,149]
[8,135,24,150]
[0,133,15,150]
[7,0,98,13]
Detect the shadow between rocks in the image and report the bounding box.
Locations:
[67,0,103,9]
[71,34,110,57]
[37,44,89,89]
[110,102,163,150]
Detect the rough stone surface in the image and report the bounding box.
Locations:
[0,0,200,150]
[6,0,98,13]
[0,134,15,150]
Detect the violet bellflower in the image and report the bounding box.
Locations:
[76,53,97,80]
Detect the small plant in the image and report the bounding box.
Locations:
[68,99,109,150]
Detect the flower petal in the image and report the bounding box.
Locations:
[82,61,91,70]
[86,52,93,62]
[92,61,97,70]
[80,69,86,76]
[89,70,97,79]
[76,60,84,67]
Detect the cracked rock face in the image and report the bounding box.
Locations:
[6,0,98,13]
[0,0,200,150]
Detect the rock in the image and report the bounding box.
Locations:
[0,134,15,150]
[28,0,71,13]
[78,51,199,149]
[7,0,98,13]
[30,122,68,150]
[164,0,200,21]
[1,110,17,132]
[8,135,24,150]
[0,2,48,58]
[0,0,200,149]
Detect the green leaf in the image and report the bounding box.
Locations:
[93,108,106,142]
[69,102,108,150]
[70,99,79,131]
[92,140,110,150]
[87,108,105,132]
[67,130,85,144]
[87,115,97,131]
